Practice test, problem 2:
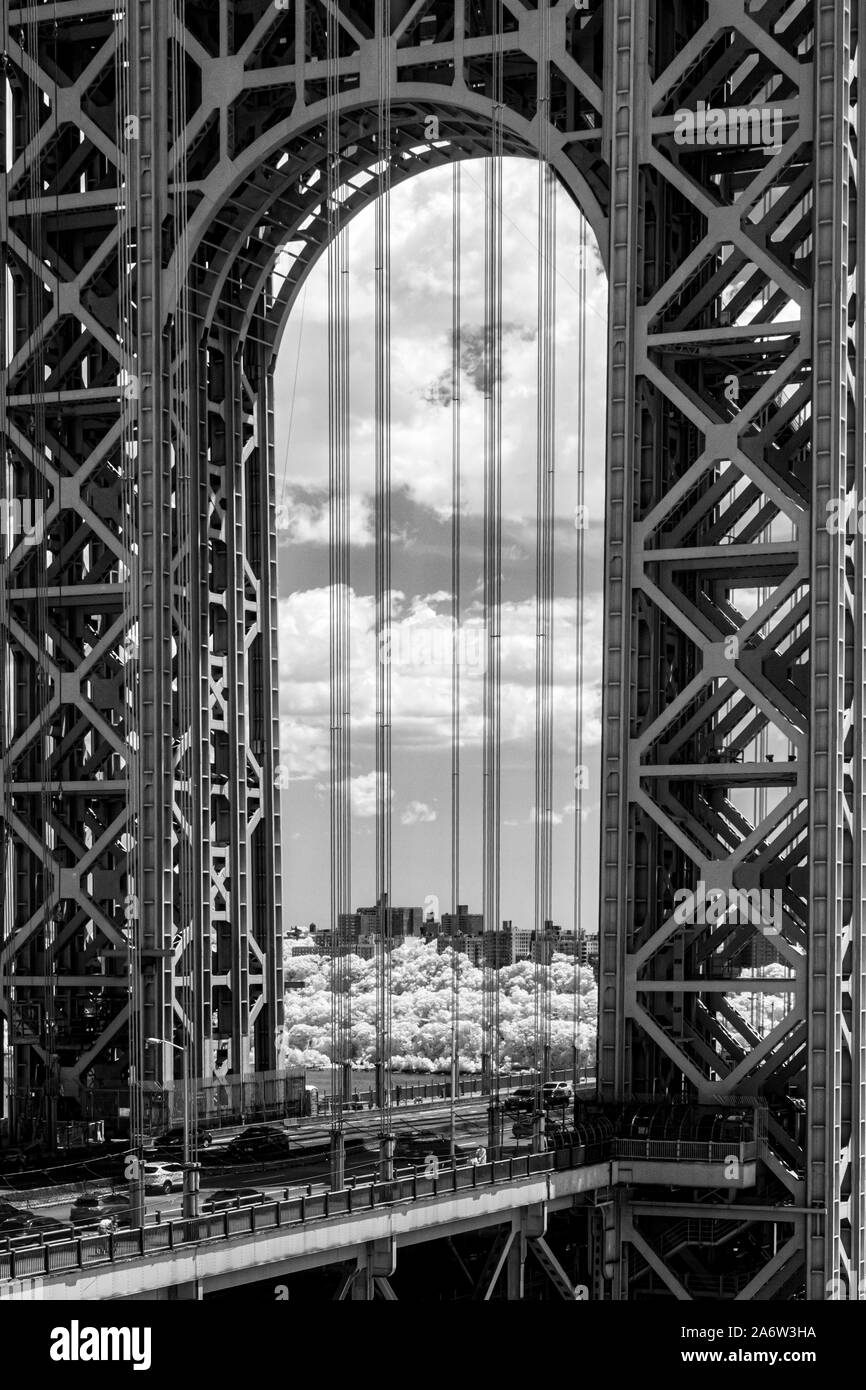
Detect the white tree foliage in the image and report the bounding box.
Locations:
[278,937,598,1072]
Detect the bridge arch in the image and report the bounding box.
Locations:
[166,92,608,348]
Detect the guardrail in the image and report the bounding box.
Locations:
[615,1141,758,1163]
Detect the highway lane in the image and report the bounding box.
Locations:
[8,1100,505,1232]
[3,1090,581,1242]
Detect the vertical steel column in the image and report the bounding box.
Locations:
[598,0,643,1101]
[807,0,855,1301]
[224,334,251,1072]
[850,0,866,1307]
[132,0,174,1086]
[250,345,284,1068]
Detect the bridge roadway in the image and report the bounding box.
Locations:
[0,1140,759,1301]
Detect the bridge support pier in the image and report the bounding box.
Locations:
[349,1237,397,1300]
[329,1131,345,1191]
[505,1203,547,1300]
[183,1163,201,1219]
[588,1192,625,1301]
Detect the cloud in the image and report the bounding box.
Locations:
[272,158,609,530]
[505,806,565,828]
[276,486,371,549]
[401,800,438,826]
[347,771,387,819]
[423,322,538,405]
[277,584,604,770]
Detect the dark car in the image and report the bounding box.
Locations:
[227,1125,291,1162]
[512,1114,564,1140]
[227,1135,291,1162]
[153,1124,213,1150]
[69,1192,133,1230]
[0,1205,73,1242]
[503,1088,535,1114]
[238,1125,284,1142]
[393,1132,465,1163]
[201,1187,265,1214]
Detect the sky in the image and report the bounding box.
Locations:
[272,156,608,937]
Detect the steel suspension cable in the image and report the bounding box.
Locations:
[373,0,394,1171]
[572,217,589,1090]
[449,161,462,1160]
[326,0,352,1188]
[482,0,505,1155]
[533,0,556,1138]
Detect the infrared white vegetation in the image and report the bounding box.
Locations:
[278,936,598,1072]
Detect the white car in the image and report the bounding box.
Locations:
[143,1161,185,1194]
[542,1081,574,1108]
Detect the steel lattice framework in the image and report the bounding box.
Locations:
[0,0,863,1301]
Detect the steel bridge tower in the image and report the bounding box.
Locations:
[0,0,862,1300]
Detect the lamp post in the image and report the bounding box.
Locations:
[145,1037,199,1218]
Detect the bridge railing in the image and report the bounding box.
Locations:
[614,1140,758,1163]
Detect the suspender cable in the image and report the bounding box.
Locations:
[449,162,462,1160]
[374,0,394,1176]
[533,0,556,1144]
[482,0,505,1157]
[326,0,352,1191]
[573,216,589,1091]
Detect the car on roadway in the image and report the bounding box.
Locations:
[226,1126,291,1162]
[542,1081,574,1108]
[201,1187,265,1214]
[152,1124,213,1151]
[142,1160,185,1194]
[237,1124,286,1141]
[0,1203,72,1242]
[69,1191,133,1230]
[511,1115,565,1140]
[392,1132,466,1163]
[502,1088,535,1114]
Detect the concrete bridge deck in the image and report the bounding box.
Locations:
[0,1141,759,1300]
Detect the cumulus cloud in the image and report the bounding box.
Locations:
[278,584,604,771]
[401,800,437,826]
[349,771,386,819]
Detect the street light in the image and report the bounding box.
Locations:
[145,1037,198,1218]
